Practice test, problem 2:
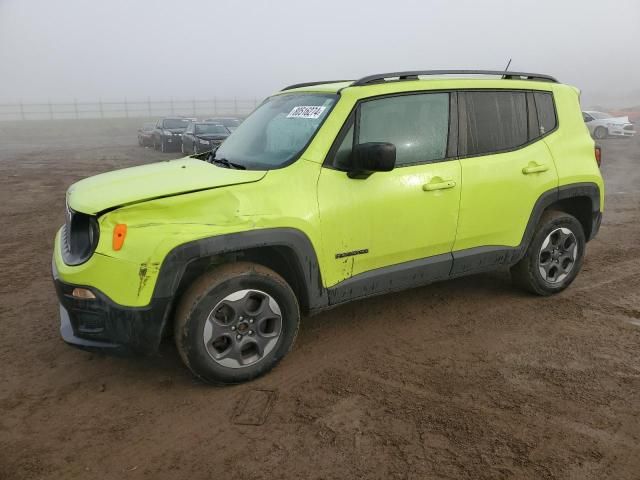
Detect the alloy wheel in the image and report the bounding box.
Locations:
[538,227,578,284]
[203,289,283,368]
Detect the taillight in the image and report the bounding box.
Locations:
[594,146,602,167]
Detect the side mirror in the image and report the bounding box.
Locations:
[348,142,396,179]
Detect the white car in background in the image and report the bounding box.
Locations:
[582,111,635,139]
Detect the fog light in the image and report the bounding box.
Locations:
[72,288,96,300]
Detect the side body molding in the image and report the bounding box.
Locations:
[150,183,600,320]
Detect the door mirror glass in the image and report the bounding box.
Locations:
[348,142,396,179]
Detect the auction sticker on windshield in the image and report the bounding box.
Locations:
[287,106,326,119]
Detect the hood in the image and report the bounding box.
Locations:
[195,133,229,141]
[166,128,186,133]
[67,158,266,214]
[604,116,630,125]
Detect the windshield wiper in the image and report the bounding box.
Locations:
[208,155,246,170]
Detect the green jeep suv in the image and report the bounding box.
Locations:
[53,70,604,384]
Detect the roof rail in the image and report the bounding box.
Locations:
[351,70,558,86]
[281,80,353,91]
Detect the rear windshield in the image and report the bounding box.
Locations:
[212,93,336,170]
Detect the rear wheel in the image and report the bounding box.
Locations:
[174,262,300,384]
[594,126,608,139]
[511,210,586,295]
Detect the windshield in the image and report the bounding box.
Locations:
[221,118,241,128]
[590,111,613,120]
[213,93,336,169]
[163,118,190,129]
[195,124,229,135]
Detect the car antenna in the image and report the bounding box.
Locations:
[502,58,512,78]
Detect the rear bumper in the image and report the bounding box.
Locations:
[53,260,170,355]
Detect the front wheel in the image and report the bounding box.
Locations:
[174,262,300,384]
[594,126,608,140]
[511,210,586,295]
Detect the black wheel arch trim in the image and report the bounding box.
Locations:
[150,183,600,312]
[152,227,328,309]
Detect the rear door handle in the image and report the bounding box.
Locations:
[522,162,549,174]
[423,179,456,191]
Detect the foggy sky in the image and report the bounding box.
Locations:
[1,0,639,106]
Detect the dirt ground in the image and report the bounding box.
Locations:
[1,118,639,480]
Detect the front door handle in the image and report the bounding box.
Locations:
[423,179,456,191]
[522,162,549,174]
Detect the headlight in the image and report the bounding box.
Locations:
[164,130,173,136]
[62,207,100,266]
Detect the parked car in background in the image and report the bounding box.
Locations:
[203,116,242,132]
[137,122,156,147]
[181,122,230,154]
[152,117,191,152]
[582,111,635,139]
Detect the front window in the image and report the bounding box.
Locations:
[213,93,336,169]
[196,124,229,135]
[163,118,190,129]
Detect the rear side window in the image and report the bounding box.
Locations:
[459,91,528,156]
[358,93,449,166]
[534,92,557,135]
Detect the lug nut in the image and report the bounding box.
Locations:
[236,334,242,340]
[248,330,254,335]
[249,318,254,324]
[231,326,236,331]
[239,316,244,321]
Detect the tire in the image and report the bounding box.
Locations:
[160,138,167,153]
[193,142,199,154]
[594,126,608,140]
[511,210,586,296]
[181,142,185,154]
[174,262,300,384]
[138,136,143,147]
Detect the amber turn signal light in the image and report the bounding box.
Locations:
[112,224,127,251]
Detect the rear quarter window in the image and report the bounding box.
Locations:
[533,92,557,135]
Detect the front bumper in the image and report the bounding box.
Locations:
[53,261,171,355]
[163,134,183,148]
[608,127,635,137]
[196,139,224,150]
